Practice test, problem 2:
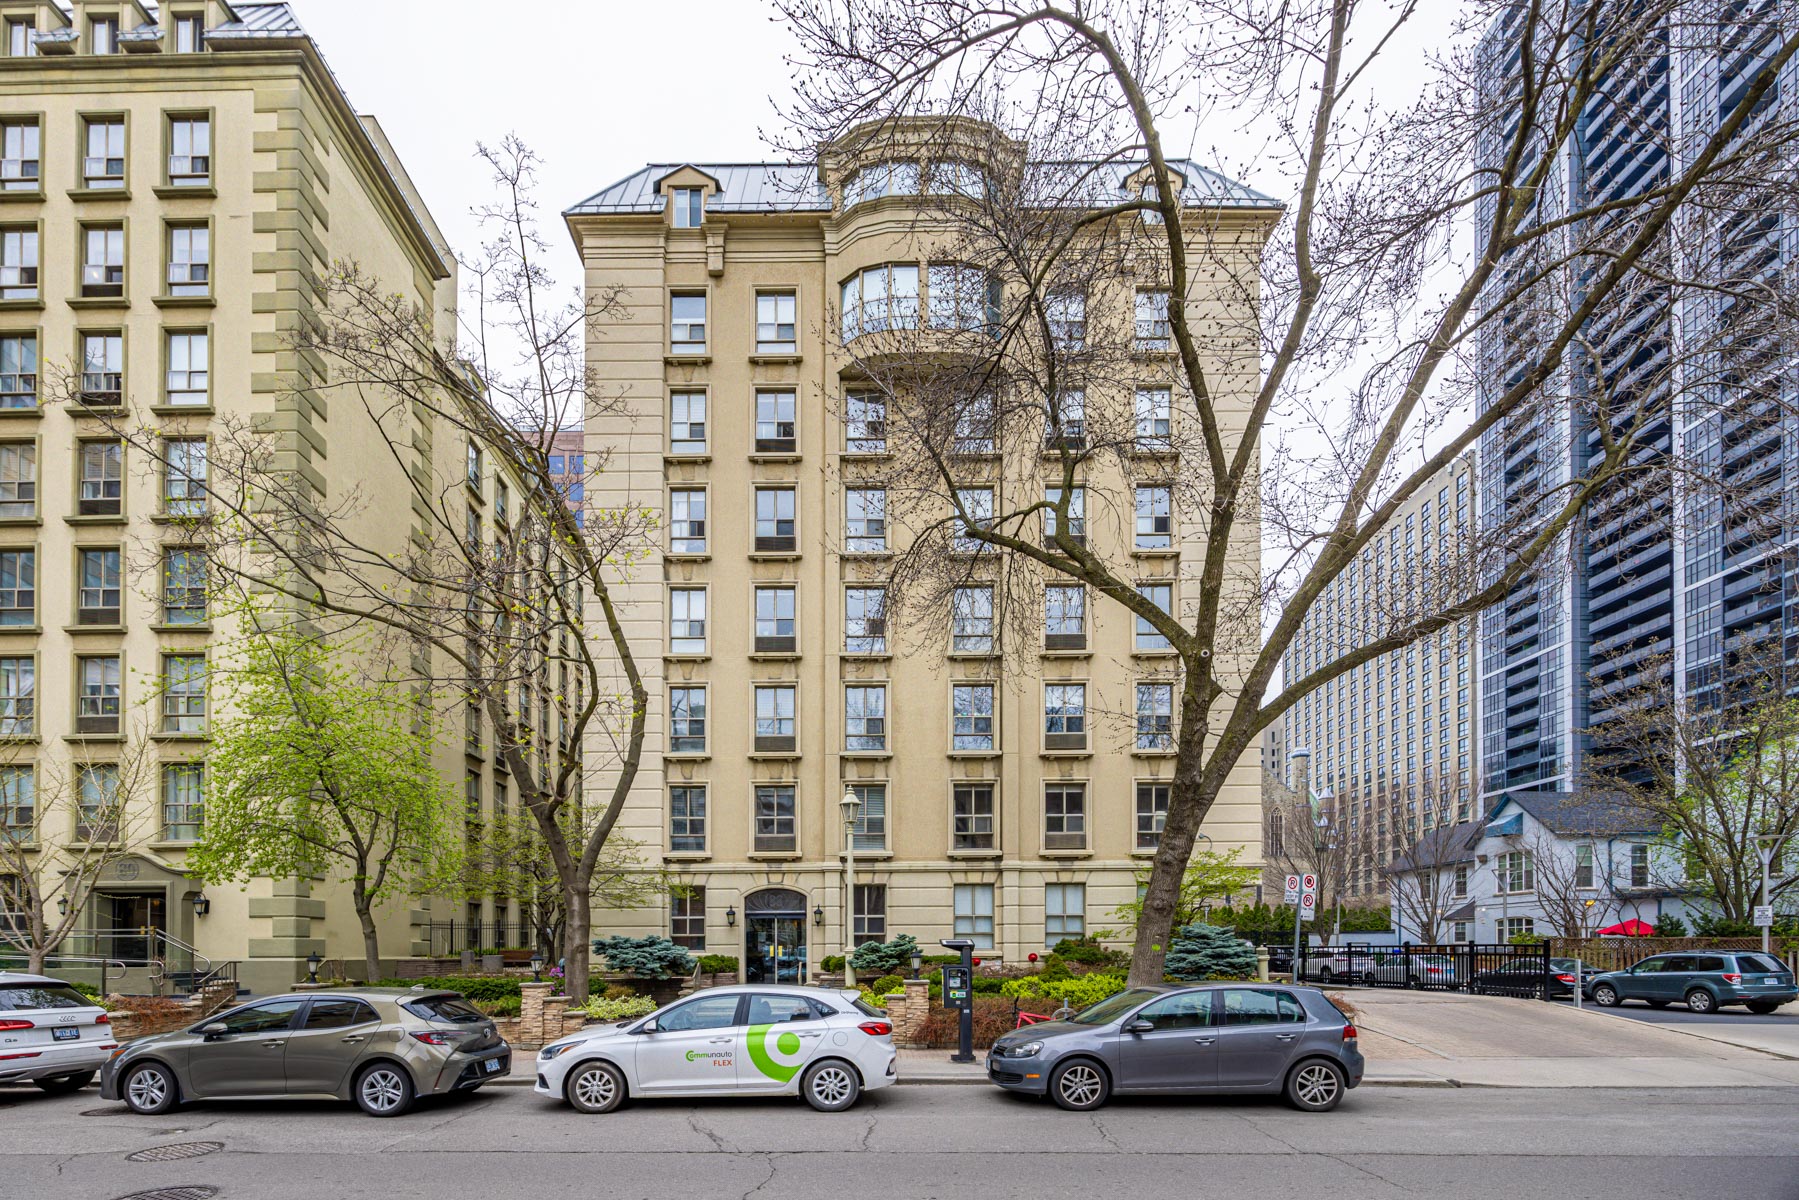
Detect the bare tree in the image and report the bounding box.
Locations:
[774,0,1799,982]
[0,734,161,974]
[1521,828,1621,940]
[1388,824,1478,945]
[47,138,652,1002]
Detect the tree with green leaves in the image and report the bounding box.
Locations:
[189,601,458,983]
[1107,846,1260,940]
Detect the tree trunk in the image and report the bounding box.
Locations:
[1128,685,1215,986]
[27,947,46,974]
[351,879,380,984]
[563,884,591,1001]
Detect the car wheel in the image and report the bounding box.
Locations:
[1592,984,1620,1007]
[354,1063,415,1117]
[1747,1002,1781,1015]
[122,1062,178,1115]
[801,1059,862,1113]
[564,1060,626,1114]
[34,1070,95,1096]
[1684,988,1718,1015]
[1049,1059,1109,1111]
[1285,1059,1347,1112]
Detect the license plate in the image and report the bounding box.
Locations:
[52,1027,80,1042]
[483,1057,502,1074]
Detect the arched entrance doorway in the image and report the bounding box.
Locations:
[743,888,808,984]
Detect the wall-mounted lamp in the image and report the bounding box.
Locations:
[57,894,69,917]
[191,893,211,918]
[725,905,737,927]
[305,951,323,984]
[813,904,825,927]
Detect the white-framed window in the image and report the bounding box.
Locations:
[669,587,707,654]
[167,224,209,295]
[953,392,995,454]
[669,786,707,853]
[840,263,919,339]
[162,763,204,842]
[1135,782,1169,850]
[854,881,886,943]
[1500,916,1536,940]
[1045,883,1086,946]
[161,654,206,733]
[77,656,121,733]
[78,548,121,624]
[0,442,34,519]
[168,116,211,186]
[953,787,996,853]
[845,390,887,453]
[1135,387,1172,446]
[928,263,1000,334]
[0,227,37,299]
[845,684,887,751]
[669,686,707,754]
[953,881,994,947]
[77,763,121,841]
[951,586,994,653]
[1450,920,1470,943]
[1136,583,1174,651]
[1045,585,1085,648]
[849,784,886,853]
[1453,864,1470,898]
[0,763,32,834]
[0,334,36,408]
[1044,683,1087,749]
[668,488,707,554]
[1046,289,1085,350]
[845,488,886,552]
[174,14,204,53]
[1045,388,1085,448]
[754,585,796,652]
[753,784,796,853]
[1496,850,1534,894]
[1136,682,1174,749]
[670,187,704,228]
[670,390,707,454]
[166,332,208,405]
[89,17,117,54]
[163,548,207,625]
[754,685,797,748]
[0,550,33,626]
[79,334,123,404]
[670,293,707,353]
[1629,843,1651,888]
[82,118,125,189]
[164,438,207,517]
[6,19,36,60]
[842,160,921,205]
[756,291,797,353]
[1575,844,1596,890]
[81,225,125,297]
[1135,289,1171,350]
[0,656,33,735]
[953,487,993,553]
[1044,783,1087,851]
[671,885,706,948]
[754,388,797,452]
[1044,486,1085,545]
[952,685,995,751]
[1135,485,1173,549]
[845,586,887,654]
[754,486,797,551]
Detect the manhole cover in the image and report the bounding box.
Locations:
[110,1189,219,1200]
[126,1143,224,1163]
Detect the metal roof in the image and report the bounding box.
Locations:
[567,156,1278,216]
[207,3,307,39]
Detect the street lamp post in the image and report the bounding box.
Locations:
[841,787,862,987]
[1756,834,1787,955]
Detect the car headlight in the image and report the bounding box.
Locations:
[996,1041,1043,1059]
[539,1041,580,1061]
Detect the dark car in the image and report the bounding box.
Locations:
[1468,957,1595,1000]
[101,988,510,1117]
[1589,952,1797,1015]
[1264,946,1296,977]
[986,983,1363,1112]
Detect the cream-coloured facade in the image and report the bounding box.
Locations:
[0,1,473,994]
[569,123,1273,976]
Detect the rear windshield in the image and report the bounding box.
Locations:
[0,984,94,1011]
[849,996,886,1019]
[401,995,486,1023]
[1734,954,1786,974]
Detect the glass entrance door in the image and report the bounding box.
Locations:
[101,893,165,962]
[745,914,806,983]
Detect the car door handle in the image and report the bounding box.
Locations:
[796,1032,821,1038]
[1193,1037,1216,1045]
[262,1040,285,1048]
[1275,1033,1299,1042]
[707,1037,732,1044]
[340,1035,365,1044]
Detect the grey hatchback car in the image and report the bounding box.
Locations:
[101,988,511,1117]
[1589,952,1797,1014]
[987,983,1363,1112]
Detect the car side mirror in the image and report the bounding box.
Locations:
[634,1019,657,1035]
[1125,1020,1154,1035]
[199,1022,229,1040]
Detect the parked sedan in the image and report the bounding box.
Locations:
[1589,952,1797,1014]
[0,972,118,1094]
[101,988,511,1117]
[536,985,897,1114]
[986,984,1363,1112]
[1468,958,1594,1000]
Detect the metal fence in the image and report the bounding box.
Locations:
[420,922,543,959]
[1298,941,1553,998]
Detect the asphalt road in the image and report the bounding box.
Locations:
[6,1083,1799,1200]
[1556,996,1799,1056]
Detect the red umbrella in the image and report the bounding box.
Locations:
[1596,918,1656,936]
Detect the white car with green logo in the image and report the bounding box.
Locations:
[535,985,897,1113]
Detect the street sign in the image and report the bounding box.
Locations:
[1302,874,1318,893]
[1754,905,1775,928]
[1283,874,1301,903]
[1299,891,1318,918]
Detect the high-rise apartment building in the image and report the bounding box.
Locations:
[1273,455,1480,902]
[1475,8,1799,810]
[0,1,476,992]
[569,121,1274,974]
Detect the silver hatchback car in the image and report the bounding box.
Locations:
[101,988,511,1117]
[988,983,1364,1111]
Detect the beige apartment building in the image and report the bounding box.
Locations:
[0,1,477,994]
[1270,453,1481,905]
[569,120,1275,978]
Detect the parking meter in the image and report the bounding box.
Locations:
[939,938,976,1063]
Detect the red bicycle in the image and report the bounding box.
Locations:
[1012,1001,1076,1028]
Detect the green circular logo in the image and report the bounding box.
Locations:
[777,1031,801,1056]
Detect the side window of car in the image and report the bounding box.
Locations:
[658,994,742,1032]
[1276,992,1307,1022]
[302,999,378,1030]
[1635,957,1665,973]
[1217,989,1302,1027]
[746,995,816,1024]
[1694,956,1726,972]
[1663,956,1696,972]
[218,998,305,1035]
[1135,992,1209,1031]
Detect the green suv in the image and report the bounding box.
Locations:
[1589,951,1796,1015]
